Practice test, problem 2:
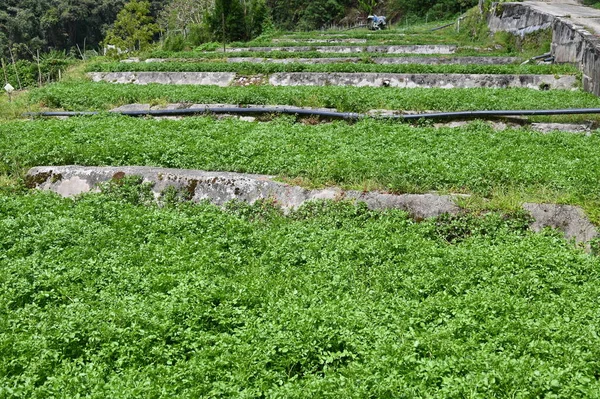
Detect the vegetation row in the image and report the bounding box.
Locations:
[30,83,600,112]
[86,61,579,76]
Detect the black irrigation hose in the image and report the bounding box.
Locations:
[24,107,600,121]
[430,22,455,32]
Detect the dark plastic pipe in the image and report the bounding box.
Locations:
[24,107,600,121]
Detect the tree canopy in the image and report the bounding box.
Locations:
[0,0,479,59]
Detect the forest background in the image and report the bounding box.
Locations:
[0,0,478,61]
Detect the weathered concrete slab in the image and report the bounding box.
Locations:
[223,45,458,54]
[268,72,577,89]
[530,123,591,134]
[225,56,520,65]
[372,56,520,65]
[88,72,236,86]
[26,166,460,219]
[227,57,364,64]
[488,1,600,96]
[111,103,151,112]
[523,203,598,244]
[26,166,600,244]
[272,38,367,44]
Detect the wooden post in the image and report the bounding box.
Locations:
[36,50,42,87]
[8,47,22,90]
[222,11,226,53]
[1,57,8,85]
[2,58,12,103]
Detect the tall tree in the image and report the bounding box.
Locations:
[104,0,158,51]
[158,0,214,32]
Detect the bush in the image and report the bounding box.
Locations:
[188,23,212,46]
[163,34,186,52]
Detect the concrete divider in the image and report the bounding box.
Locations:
[26,166,460,219]
[26,165,599,245]
[225,56,521,65]
[268,72,577,89]
[88,72,236,86]
[223,45,458,54]
[88,71,576,89]
[488,1,600,96]
[272,38,367,44]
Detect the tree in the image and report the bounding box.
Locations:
[358,0,378,15]
[158,0,214,33]
[104,0,158,51]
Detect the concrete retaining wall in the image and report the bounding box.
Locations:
[88,72,236,86]
[269,72,577,89]
[488,2,600,96]
[26,165,598,245]
[223,45,458,54]
[88,71,575,89]
[26,166,460,219]
[226,56,520,65]
[488,3,554,36]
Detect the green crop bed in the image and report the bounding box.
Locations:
[2,183,600,397]
[4,14,600,399]
[2,116,600,217]
[234,35,465,46]
[87,61,578,76]
[30,82,600,112]
[142,48,519,59]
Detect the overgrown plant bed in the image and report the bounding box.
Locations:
[3,115,600,221]
[142,48,521,60]
[1,183,600,397]
[86,61,579,76]
[29,83,600,112]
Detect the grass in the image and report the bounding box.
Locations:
[29,82,600,112]
[2,115,600,220]
[86,61,579,76]
[0,92,39,121]
[1,182,600,398]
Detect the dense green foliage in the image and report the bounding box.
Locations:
[0,55,72,89]
[86,60,578,76]
[1,0,479,60]
[2,116,600,202]
[0,0,165,60]
[208,0,268,42]
[30,82,600,112]
[143,49,517,60]
[103,0,158,52]
[1,185,600,397]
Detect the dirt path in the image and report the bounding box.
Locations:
[524,0,600,34]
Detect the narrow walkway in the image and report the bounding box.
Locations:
[524,0,600,34]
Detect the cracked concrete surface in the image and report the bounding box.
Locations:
[524,203,598,244]
[524,0,600,34]
[26,166,599,244]
[26,166,461,219]
[88,72,236,86]
[269,72,577,89]
[221,45,458,54]
[225,56,521,65]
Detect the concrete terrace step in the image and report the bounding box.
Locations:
[222,45,458,54]
[87,72,577,89]
[225,56,521,65]
[267,72,577,89]
[135,56,521,65]
[26,166,460,219]
[88,72,236,86]
[26,165,598,245]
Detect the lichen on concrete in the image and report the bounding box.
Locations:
[26,166,599,245]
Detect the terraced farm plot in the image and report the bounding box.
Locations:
[4,22,600,398]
